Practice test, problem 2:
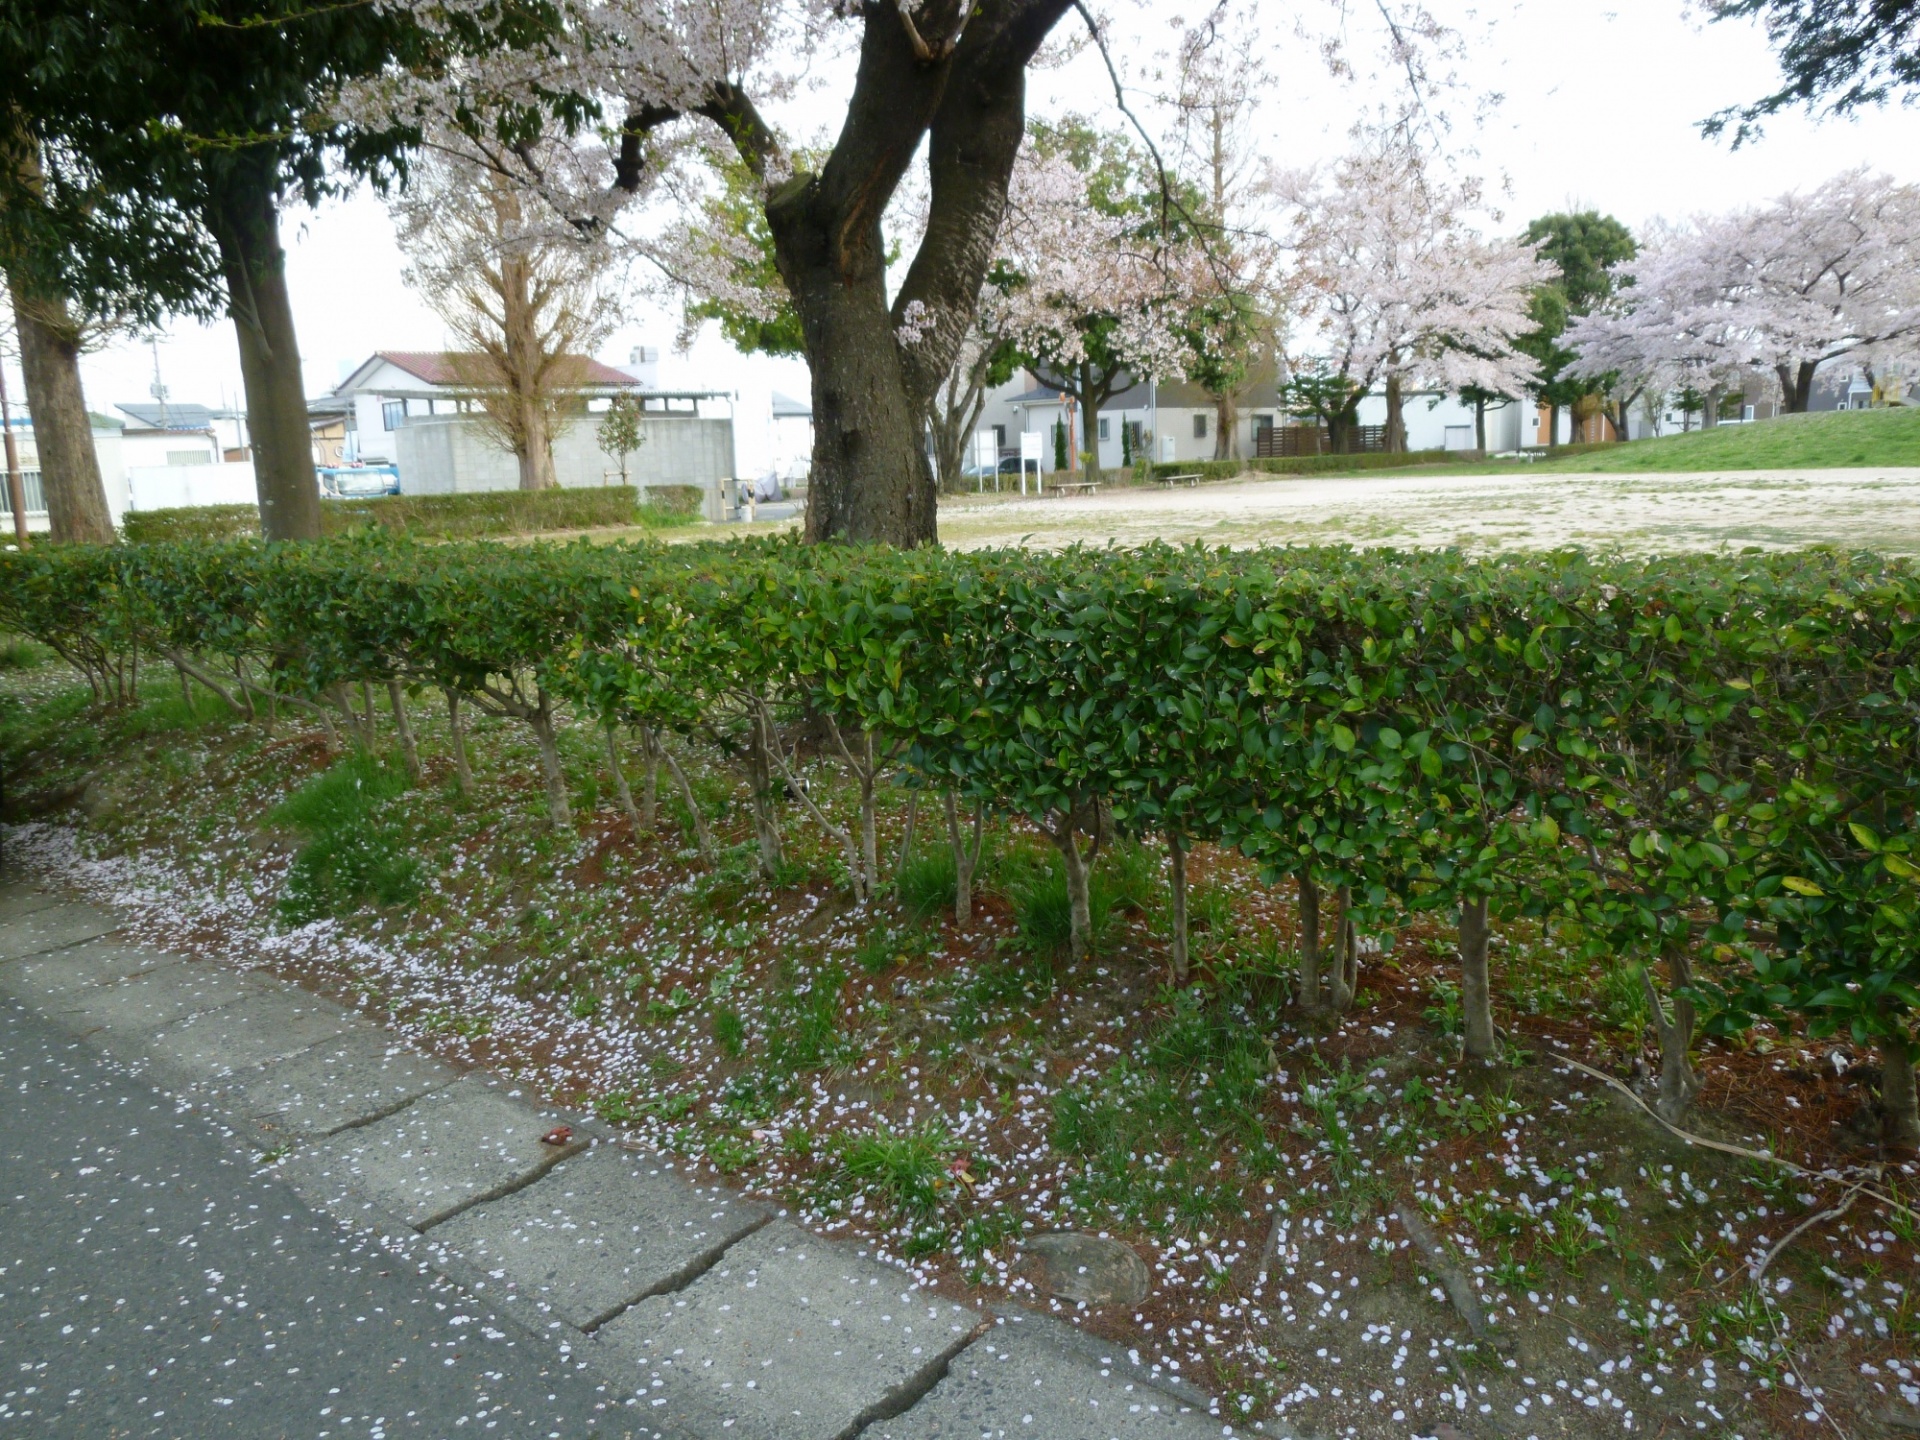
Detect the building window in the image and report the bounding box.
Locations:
[382,400,405,432]
[992,424,1007,449]
[1098,417,1110,441]
[1193,413,1209,440]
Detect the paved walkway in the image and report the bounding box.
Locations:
[0,877,1235,1440]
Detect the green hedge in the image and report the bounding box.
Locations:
[1144,449,1474,483]
[121,485,686,545]
[4,534,1918,1113]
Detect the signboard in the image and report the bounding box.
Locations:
[1019,431,1044,495]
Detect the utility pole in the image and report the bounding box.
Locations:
[0,356,29,547]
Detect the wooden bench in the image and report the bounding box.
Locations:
[1158,473,1202,489]
[1055,481,1101,497]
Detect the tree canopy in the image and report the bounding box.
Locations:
[1707,0,1920,142]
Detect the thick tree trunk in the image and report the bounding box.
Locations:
[1702,386,1722,429]
[1473,395,1487,453]
[1167,831,1190,986]
[1383,374,1407,453]
[1078,361,1103,484]
[7,280,113,542]
[1058,828,1093,960]
[1213,390,1237,461]
[500,254,560,490]
[1324,886,1358,1012]
[1775,361,1816,414]
[1882,1034,1919,1151]
[207,153,321,542]
[1545,401,1561,448]
[1459,895,1495,1058]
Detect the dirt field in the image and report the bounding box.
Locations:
[934,466,1920,553]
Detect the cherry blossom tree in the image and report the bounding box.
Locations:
[375,0,1084,546]
[1275,137,1546,452]
[1567,170,1920,416]
[996,126,1207,483]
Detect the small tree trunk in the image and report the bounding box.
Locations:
[1881,1034,1919,1152]
[232,657,257,722]
[605,725,642,834]
[1545,401,1561,448]
[1167,830,1190,986]
[1473,395,1487,453]
[1078,362,1103,484]
[387,679,422,784]
[1459,895,1495,1058]
[660,742,716,863]
[858,731,879,897]
[361,681,378,732]
[175,660,197,716]
[1059,827,1093,961]
[7,276,115,543]
[894,789,920,885]
[445,689,473,796]
[1642,948,1699,1123]
[1324,886,1358,1012]
[527,690,573,831]
[944,791,984,926]
[207,150,323,541]
[745,710,784,880]
[1297,874,1322,1012]
[637,724,659,833]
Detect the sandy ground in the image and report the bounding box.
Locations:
[931,465,1920,553]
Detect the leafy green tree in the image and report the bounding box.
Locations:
[1704,1,1920,142]
[1277,360,1363,453]
[0,1,531,539]
[1518,212,1637,446]
[597,394,647,487]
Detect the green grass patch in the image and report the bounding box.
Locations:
[1534,407,1920,473]
[270,750,420,924]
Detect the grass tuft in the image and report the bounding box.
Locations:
[271,751,419,924]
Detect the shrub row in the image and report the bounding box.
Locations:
[1144,450,1475,484]
[119,484,703,545]
[2,535,1916,1139]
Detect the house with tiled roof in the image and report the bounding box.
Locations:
[326,350,736,501]
[328,351,644,467]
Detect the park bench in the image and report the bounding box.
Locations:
[1055,480,1101,496]
[1158,473,1202,489]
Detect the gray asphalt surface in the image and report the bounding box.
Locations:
[0,997,640,1439]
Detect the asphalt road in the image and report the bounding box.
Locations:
[0,997,641,1439]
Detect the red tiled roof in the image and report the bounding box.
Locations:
[373,351,640,388]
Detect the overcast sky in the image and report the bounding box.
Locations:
[43,0,1920,467]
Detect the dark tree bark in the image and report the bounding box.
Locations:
[1167,830,1190,986]
[207,152,322,542]
[1383,374,1407,453]
[634,1,1072,545]
[7,279,113,542]
[1883,1034,1919,1152]
[1776,360,1817,413]
[1473,394,1487,453]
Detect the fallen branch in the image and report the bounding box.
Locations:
[1748,1181,1865,1285]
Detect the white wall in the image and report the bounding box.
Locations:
[127,461,258,512]
[121,430,220,471]
[394,413,735,496]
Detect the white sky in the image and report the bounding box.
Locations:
[41,0,1920,473]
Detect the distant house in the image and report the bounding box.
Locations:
[112,403,236,469]
[325,350,738,501]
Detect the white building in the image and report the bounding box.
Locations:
[326,350,738,499]
[973,369,1528,472]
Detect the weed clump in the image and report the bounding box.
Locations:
[271,751,418,923]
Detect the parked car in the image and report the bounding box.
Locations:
[319,465,401,498]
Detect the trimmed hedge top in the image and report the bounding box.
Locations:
[3,533,1918,1060]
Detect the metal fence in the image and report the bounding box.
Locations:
[0,469,47,519]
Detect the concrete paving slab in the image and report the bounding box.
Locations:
[0,898,123,960]
[867,1319,1220,1440]
[0,938,179,1003]
[0,882,65,923]
[49,959,269,1041]
[137,984,358,1087]
[594,1219,981,1440]
[289,1075,588,1230]
[428,1145,771,1331]
[188,1024,460,1140]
